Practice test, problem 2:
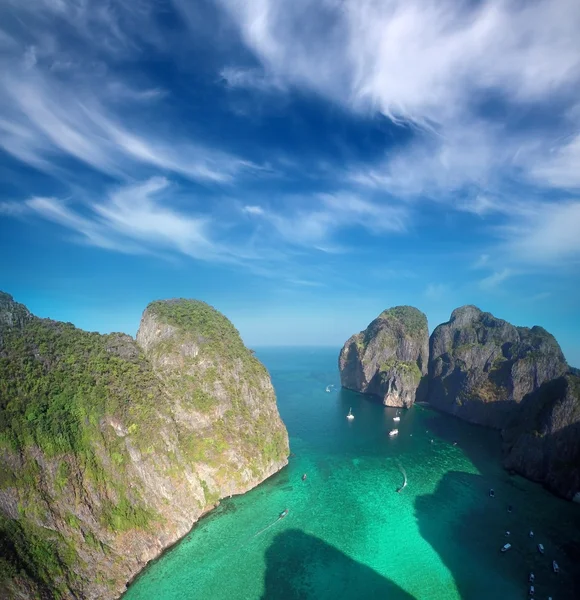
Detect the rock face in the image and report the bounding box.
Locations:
[0,294,289,600]
[502,374,580,500]
[339,306,429,407]
[428,305,568,428]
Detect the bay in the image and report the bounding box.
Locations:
[123,347,580,599]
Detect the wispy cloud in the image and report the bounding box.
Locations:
[221,67,284,93]
[218,0,580,123]
[218,0,580,251]
[346,122,518,200]
[243,193,409,250]
[472,254,490,269]
[0,3,262,185]
[479,268,513,290]
[10,178,224,260]
[501,201,580,264]
[0,69,258,183]
[530,292,552,302]
[425,283,449,301]
[243,205,265,215]
[528,132,580,190]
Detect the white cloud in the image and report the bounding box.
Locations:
[479,268,512,290]
[218,0,580,124]
[106,82,167,103]
[244,192,409,249]
[530,292,552,301]
[219,0,580,225]
[472,254,489,269]
[23,46,37,69]
[221,67,284,93]
[502,201,580,264]
[459,195,504,217]
[10,179,410,267]
[425,283,449,301]
[0,69,259,183]
[0,3,262,185]
[20,178,222,260]
[528,132,580,190]
[243,205,265,215]
[286,278,324,288]
[0,201,28,216]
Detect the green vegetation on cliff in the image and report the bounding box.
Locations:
[0,313,164,596]
[0,294,289,599]
[148,299,245,357]
[379,358,422,384]
[379,306,428,335]
[0,320,162,458]
[142,299,285,468]
[147,299,268,380]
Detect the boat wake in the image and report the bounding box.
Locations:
[252,511,288,538]
[396,460,408,493]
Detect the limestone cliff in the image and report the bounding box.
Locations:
[339,306,429,407]
[0,294,289,600]
[502,373,580,500]
[427,305,568,428]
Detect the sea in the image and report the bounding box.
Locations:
[123,347,580,600]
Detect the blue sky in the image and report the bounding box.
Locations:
[1,0,579,365]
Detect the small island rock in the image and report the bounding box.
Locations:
[339,306,429,407]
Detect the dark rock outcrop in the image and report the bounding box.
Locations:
[0,294,289,599]
[339,306,429,407]
[502,373,580,500]
[428,305,568,428]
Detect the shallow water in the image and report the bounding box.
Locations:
[124,347,580,600]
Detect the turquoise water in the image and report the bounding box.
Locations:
[124,348,580,599]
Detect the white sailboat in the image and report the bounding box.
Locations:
[347,407,354,420]
[393,416,400,422]
[389,429,399,437]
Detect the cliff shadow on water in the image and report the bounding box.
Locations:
[261,529,415,600]
[413,406,580,600]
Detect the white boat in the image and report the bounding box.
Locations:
[529,572,535,583]
[325,385,331,392]
[538,544,545,554]
[489,488,495,498]
[552,560,559,573]
[501,543,511,552]
[393,416,400,422]
[529,585,534,596]
[529,531,534,538]
[389,429,399,437]
[346,407,354,420]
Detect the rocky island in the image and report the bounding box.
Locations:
[339,306,429,408]
[428,305,568,428]
[339,303,580,500]
[0,292,289,600]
